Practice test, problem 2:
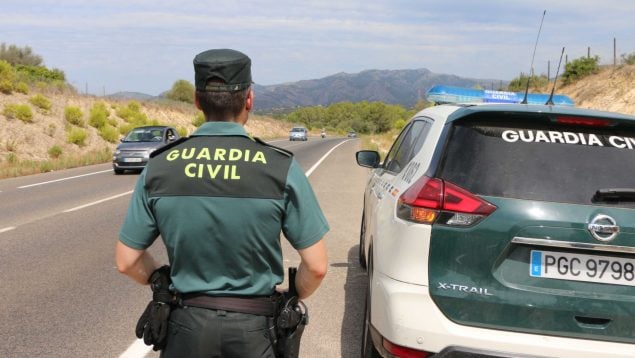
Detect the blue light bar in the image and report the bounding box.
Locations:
[426,85,574,106]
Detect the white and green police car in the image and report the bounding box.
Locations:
[356,85,635,358]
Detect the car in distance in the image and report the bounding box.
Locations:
[289,126,308,141]
[347,130,357,138]
[356,86,635,358]
[112,125,180,174]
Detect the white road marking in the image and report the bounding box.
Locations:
[18,169,112,189]
[306,140,351,177]
[63,191,133,213]
[0,226,16,234]
[118,339,152,358]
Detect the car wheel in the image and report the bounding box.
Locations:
[359,211,367,270]
[361,252,380,358]
[114,168,124,175]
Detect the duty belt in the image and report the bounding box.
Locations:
[179,293,281,316]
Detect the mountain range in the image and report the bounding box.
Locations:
[109,68,506,113]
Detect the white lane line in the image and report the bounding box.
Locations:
[18,169,113,189]
[118,339,152,358]
[306,140,351,177]
[0,226,16,234]
[63,191,133,213]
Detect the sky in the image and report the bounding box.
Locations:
[1,0,634,96]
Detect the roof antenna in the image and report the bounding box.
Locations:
[521,10,547,104]
[545,47,565,105]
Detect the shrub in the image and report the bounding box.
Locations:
[67,127,87,146]
[64,106,84,126]
[119,123,135,136]
[192,112,205,127]
[6,152,18,164]
[48,145,63,158]
[14,81,29,94]
[116,101,148,126]
[562,56,599,84]
[98,124,119,143]
[621,52,635,65]
[0,59,15,82]
[39,161,54,173]
[507,74,549,92]
[0,79,12,94]
[29,94,52,113]
[165,79,195,103]
[177,126,189,137]
[89,102,110,129]
[46,123,56,136]
[3,103,33,122]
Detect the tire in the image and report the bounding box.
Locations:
[114,168,124,175]
[361,253,380,358]
[359,211,367,270]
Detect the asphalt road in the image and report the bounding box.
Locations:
[0,135,370,358]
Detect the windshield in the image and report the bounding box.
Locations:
[291,128,305,132]
[124,128,164,142]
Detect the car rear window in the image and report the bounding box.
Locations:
[438,119,635,206]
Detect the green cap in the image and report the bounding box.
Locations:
[193,49,252,92]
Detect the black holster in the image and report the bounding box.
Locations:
[273,268,308,358]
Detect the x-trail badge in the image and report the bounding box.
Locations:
[588,214,619,242]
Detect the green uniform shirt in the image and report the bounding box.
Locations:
[119,122,329,296]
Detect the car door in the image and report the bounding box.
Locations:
[363,119,433,267]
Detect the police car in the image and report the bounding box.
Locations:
[356,85,635,357]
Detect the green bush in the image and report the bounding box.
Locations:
[14,81,29,94]
[192,112,205,127]
[0,80,12,94]
[89,102,110,129]
[67,127,87,146]
[48,145,63,158]
[507,74,549,92]
[116,101,148,126]
[98,124,119,143]
[3,103,33,122]
[64,106,84,126]
[562,56,599,84]
[165,79,195,103]
[177,126,188,137]
[29,94,52,113]
[119,123,135,136]
[0,43,43,66]
[0,59,15,82]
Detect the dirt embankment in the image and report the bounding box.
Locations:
[0,93,294,163]
[557,64,635,115]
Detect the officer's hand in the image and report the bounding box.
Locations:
[135,301,171,351]
[135,265,173,351]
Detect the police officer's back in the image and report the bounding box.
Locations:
[115,49,329,358]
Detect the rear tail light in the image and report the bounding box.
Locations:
[382,339,431,358]
[397,176,496,226]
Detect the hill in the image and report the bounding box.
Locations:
[254,68,500,112]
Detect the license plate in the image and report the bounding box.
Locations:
[123,158,143,163]
[530,250,635,286]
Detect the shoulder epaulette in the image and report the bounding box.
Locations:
[253,137,293,157]
[150,137,190,158]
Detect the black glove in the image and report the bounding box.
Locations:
[135,265,173,351]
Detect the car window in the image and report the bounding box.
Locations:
[383,119,432,174]
[438,120,635,206]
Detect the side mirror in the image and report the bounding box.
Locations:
[356,150,380,168]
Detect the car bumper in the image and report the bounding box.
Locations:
[371,272,634,358]
[112,159,148,170]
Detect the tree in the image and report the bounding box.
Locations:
[165,79,195,103]
[0,43,43,66]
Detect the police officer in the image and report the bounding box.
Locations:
[115,48,329,357]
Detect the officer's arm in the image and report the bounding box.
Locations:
[295,239,328,299]
[115,241,162,285]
